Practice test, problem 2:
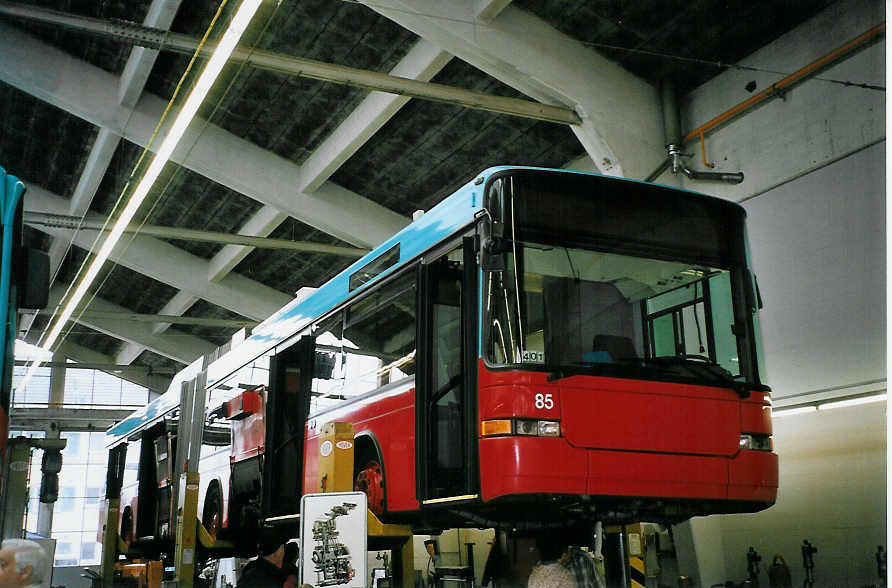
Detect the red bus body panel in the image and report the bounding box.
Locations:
[296,362,775,520]
[230,390,266,463]
[477,362,776,506]
[303,381,418,512]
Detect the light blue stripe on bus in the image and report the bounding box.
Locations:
[106,170,493,445]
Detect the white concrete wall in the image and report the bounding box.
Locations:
[676,0,884,204]
[691,127,886,588]
[717,402,886,587]
[743,142,885,401]
[682,106,887,588]
[671,1,886,585]
[669,0,886,403]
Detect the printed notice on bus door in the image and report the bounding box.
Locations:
[300,491,368,588]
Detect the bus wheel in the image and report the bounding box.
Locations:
[120,506,133,545]
[201,483,223,541]
[355,460,384,517]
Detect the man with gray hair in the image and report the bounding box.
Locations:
[0,539,48,587]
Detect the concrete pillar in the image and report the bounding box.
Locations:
[672,517,728,587]
[35,429,60,537]
[1,438,32,539]
[48,351,65,407]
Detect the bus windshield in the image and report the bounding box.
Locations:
[483,171,761,388]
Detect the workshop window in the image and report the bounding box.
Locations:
[10,351,151,568]
[50,432,107,566]
[11,363,150,408]
[10,365,50,404]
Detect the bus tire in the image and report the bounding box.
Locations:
[355,460,385,517]
[201,482,223,541]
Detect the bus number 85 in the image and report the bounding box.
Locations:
[535,393,554,410]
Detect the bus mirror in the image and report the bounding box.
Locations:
[754,275,764,310]
[742,269,759,312]
[478,216,505,273]
[16,247,49,310]
[314,350,336,380]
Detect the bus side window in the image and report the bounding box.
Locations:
[342,271,417,395]
[311,311,345,413]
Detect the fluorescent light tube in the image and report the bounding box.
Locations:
[771,405,818,418]
[17,0,263,392]
[817,393,886,411]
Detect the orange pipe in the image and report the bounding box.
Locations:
[699,131,714,168]
[682,23,885,145]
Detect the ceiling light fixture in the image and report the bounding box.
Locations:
[16,0,263,393]
[771,405,817,418]
[771,392,886,417]
[816,393,886,411]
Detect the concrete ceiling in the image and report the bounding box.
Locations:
[0,0,838,391]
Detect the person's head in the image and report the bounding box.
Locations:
[535,536,569,563]
[0,539,47,587]
[283,541,299,566]
[259,528,285,568]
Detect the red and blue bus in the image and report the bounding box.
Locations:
[105,166,777,549]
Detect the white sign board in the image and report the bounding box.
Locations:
[300,492,368,588]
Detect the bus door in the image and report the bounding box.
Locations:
[418,238,478,505]
[261,335,314,522]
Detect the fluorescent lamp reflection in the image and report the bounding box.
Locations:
[19,0,263,391]
[42,0,262,353]
[817,393,886,411]
[14,340,52,361]
[771,405,817,418]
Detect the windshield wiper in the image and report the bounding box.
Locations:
[644,355,750,398]
[546,367,568,382]
[544,357,754,398]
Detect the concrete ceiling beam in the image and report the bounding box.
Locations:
[360,0,666,179]
[46,284,215,365]
[11,406,140,433]
[118,0,183,108]
[207,39,451,285]
[52,341,172,393]
[25,212,367,257]
[0,22,408,248]
[20,0,183,340]
[36,309,255,329]
[146,40,453,367]
[296,39,453,194]
[475,0,512,23]
[23,185,291,321]
[206,207,288,284]
[115,291,200,366]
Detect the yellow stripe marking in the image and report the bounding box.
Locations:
[422,494,479,504]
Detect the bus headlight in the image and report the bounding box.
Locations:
[739,433,772,451]
[536,420,561,437]
[481,419,561,437]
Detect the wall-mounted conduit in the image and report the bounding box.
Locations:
[646,23,885,184]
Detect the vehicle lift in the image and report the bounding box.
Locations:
[100,372,233,588]
[600,523,664,588]
[99,372,412,587]
[0,435,66,539]
[317,421,415,586]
